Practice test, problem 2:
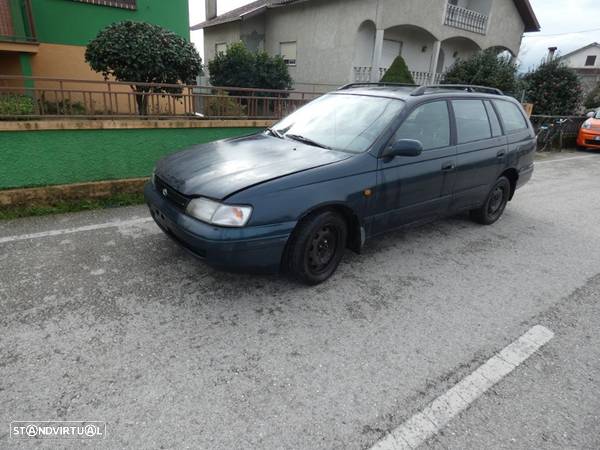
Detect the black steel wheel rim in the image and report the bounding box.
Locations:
[306,225,339,275]
[487,185,506,217]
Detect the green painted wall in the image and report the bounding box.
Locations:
[30,0,190,46]
[0,127,262,189]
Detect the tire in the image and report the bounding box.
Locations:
[470,176,511,225]
[285,210,348,285]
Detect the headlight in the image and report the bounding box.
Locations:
[185,197,252,227]
[582,120,592,129]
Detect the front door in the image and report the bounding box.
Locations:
[371,100,456,234]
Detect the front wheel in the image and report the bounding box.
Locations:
[470,176,511,225]
[285,210,347,285]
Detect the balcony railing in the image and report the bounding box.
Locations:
[0,0,37,43]
[444,3,488,35]
[353,67,444,86]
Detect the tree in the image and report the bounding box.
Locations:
[523,59,583,115]
[380,56,415,84]
[584,83,600,111]
[442,49,517,93]
[208,42,292,90]
[85,21,202,115]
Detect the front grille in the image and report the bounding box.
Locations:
[585,139,600,146]
[154,176,190,210]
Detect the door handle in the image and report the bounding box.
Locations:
[497,150,506,158]
[441,162,454,171]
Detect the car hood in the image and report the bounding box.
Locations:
[155,133,352,199]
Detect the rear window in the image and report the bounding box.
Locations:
[493,100,528,132]
[484,101,503,137]
[452,100,492,144]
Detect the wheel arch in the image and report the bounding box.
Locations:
[501,168,519,200]
[291,202,364,254]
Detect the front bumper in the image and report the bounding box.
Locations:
[577,130,600,149]
[144,182,296,273]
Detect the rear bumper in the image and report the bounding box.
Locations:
[516,163,534,190]
[144,182,295,273]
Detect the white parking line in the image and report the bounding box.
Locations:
[0,217,153,244]
[370,325,554,450]
[535,154,598,165]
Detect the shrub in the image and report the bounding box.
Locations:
[380,56,415,84]
[208,42,292,90]
[443,49,517,93]
[41,98,86,115]
[205,90,247,117]
[0,94,35,116]
[523,59,583,115]
[85,21,202,115]
[584,84,600,111]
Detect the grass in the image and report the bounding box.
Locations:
[0,127,262,190]
[0,192,146,220]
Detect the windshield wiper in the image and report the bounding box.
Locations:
[266,127,284,139]
[284,133,332,149]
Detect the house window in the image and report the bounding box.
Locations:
[585,55,597,66]
[215,43,227,55]
[70,0,137,10]
[280,41,297,66]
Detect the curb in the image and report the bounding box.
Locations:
[0,178,148,207]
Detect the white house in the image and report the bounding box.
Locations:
[192,0,540,89]
[559,42,600,95]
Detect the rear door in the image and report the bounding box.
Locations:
[492,99,536,183]
[372,100,456,233]
[451,98,508,211]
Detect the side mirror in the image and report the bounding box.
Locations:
[386,139,423,158]
[586,111,596,118]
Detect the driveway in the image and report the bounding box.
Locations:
[1,152,600,449]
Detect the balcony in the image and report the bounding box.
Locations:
[444,3,488,35]
[353,67,444,86]
[0,0,36,44]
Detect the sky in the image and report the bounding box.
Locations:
[188,0,600,71]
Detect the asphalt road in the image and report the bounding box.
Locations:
[1,152,600,449]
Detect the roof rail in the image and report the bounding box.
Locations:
[338,82,418,90]
[410,84,504,96]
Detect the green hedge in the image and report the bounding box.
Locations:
[0,127,262,190]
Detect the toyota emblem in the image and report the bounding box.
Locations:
[162,188,168,197]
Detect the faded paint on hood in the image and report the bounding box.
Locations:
[155,133,351,200]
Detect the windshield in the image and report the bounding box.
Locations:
[270,93,405,153]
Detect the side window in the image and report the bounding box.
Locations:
[452,100,492,144]
[393,101,450,150]
[493,100,528,132]
[484,100,503,137]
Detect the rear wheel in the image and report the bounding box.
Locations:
[470,176,511,225]
[285,211,347,285]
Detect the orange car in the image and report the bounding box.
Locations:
[577,110,600,149]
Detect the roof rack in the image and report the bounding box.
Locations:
[410,84,504,96]
[338,82,418,90]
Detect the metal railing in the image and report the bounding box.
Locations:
[0,0,36,43]
[353,67,444,85]
[444,3,488,35]
[0,76,324,119]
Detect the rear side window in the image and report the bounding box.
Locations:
[394,101,450,150]
[493,100,528,132]
[484,101,503,137]
[452,100,492,144]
